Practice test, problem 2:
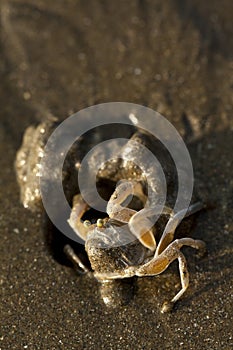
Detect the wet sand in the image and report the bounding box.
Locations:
[0,1,233,349]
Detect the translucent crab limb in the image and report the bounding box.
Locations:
[106,181,156,250]
[106,180,145,221]
[128,213,156,251]
[64,244,90,274]
[67,194,92,241]
[128,205,175,251]
[155,202,203,257]
[128,202,203,255]
[94,237,206,312]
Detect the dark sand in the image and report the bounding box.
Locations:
[0,1,232,349]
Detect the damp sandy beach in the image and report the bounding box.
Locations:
[0,1,232,349]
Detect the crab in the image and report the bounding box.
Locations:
[67,180,206,313]
[15,121,206,313]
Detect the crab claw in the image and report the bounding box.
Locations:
[67,194,91,241]
[129,217,156,251]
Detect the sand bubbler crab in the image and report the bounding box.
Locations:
[67,181,206,313]
[15,113,206,313]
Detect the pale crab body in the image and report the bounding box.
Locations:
[85,224,148,274]
[15,120,206,313]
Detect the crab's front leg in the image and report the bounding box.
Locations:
[106,181,156,251]
[66,194,93,273]
[68,193,92,241]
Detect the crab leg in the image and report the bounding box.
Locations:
[106,181,156,250]
[128,202,203,256]
[106,180,145,221]
[128,205,174,251]
[138,237,205,312]
[155,202,203,256]
[67,194,92,241]
[64,244,90,274]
